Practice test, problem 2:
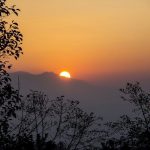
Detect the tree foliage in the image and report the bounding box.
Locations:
[0,0,23,59]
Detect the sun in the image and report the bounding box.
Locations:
[59,71,71,78]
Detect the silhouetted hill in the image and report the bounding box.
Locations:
[10,71,132,120]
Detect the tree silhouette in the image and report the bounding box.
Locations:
[10,91,103,150]
[105,82,150,150]
[0,0,23,149]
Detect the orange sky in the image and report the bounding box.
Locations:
[11,0,150,80]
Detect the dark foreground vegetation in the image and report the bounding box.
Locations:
[1,0,150,149]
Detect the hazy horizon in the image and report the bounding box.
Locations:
[10,71,135,121]
[10,70,150,87]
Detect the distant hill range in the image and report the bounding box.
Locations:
[10,71,150,120]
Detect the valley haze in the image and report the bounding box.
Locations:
[10,71,150,120]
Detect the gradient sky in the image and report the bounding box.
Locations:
[11,0,150,81]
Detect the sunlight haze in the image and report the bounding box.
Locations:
[11,0,150,81]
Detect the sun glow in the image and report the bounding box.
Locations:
[59,71,71,78]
